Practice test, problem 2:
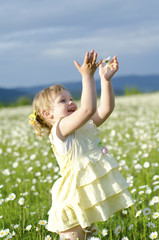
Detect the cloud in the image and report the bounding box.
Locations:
[0,0,159,87]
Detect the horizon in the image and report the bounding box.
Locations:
[1,73,159,90]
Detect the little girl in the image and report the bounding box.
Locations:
[29,50,134,240]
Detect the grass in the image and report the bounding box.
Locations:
[0,92,159,239]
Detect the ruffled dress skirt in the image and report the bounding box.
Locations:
[48,121,134,233]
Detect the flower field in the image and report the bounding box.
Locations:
[0,92,159,240]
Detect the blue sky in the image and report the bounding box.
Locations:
[0,0,159,88]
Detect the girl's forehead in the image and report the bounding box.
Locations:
[53,89,71,101]
[55,90,71,98]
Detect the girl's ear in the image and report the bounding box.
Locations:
[42,110,54,119]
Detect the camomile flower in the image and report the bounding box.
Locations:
[135,210,142,217]
[102,228,108,236]
[114,225,121,235]
[87,237,100,240]
[146,188,152,194]
[138,190,144,195]
[47,163,53,169]
[5,197,10,203]
[2,169,10,176]
[131,189,136,194]
[147,222,156,228]
[122,210,128,215]
[39,220,47,226]
[26,225,32,231]
[54,166,59,173]
[103,56,111,63]
[9,193,16,201]
[35,172,41,177]
[153,175,159,181]
[44,235,52,240]
[12,162,18,168]
[122,237,129,240]
[149,231,158,239]
[18,197,25,205]
[152,212,159,219]
[152,196,159,204]
[153,181,159,185]
[0,199,4,205]
[13,224,20,229]
[128,224,134,230]
[153,185,159,191]
[4,229,10,236]
[143,161,150,168]
[0,230,5,238]
[143,207,151,215]
[5,233,13,240]
[91,225,99,235]
[149,200,155,206]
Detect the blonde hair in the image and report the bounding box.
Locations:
[32,84,66,137]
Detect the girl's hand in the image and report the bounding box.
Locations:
[74,50,102,77]
[99,56,119,81]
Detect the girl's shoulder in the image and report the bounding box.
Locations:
[49,120,75,155]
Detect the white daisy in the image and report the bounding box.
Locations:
[2,169,10,176]
[152,212,159,219]
[0,230,5,238]
[114,225,121,235]
[26,225,32,231]
[147,222,156,228]
[4,229,10,235]
[128,224,134,230]
[152,196,159,203]
[149,231,158,239]
[38,220,47,226]
[91,225,99,235]
[9,193,16,201]
[122,237,129,240]
[102,228,108,236]
[18,197,25,205]
[143,207,151,215]
[44,235,52,240]
[122,210,128,215]
[135,210,142,217]
[153,185,159,191]
[146,188,152,194]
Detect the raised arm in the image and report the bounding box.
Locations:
[58,50,102,138]
[92,56,119,127]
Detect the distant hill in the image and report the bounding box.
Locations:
[0,75,159,103]
[0,88,33,103]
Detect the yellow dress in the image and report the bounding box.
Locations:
[48,120,134,233]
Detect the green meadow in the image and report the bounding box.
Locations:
[0,92,159,240]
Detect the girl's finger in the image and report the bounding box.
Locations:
[96,59,103,67]
[89,50,94,63]
[84,52,89,64]
[74,60,81,71]
[109,58,114,64]
[92,52,97,65]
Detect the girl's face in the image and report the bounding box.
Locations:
[51,90,77,123]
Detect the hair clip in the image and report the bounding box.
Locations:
[29,110,37,126]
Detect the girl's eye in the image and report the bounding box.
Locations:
[60,99,65,103]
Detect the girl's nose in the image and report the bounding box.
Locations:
[68,100,73,105]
